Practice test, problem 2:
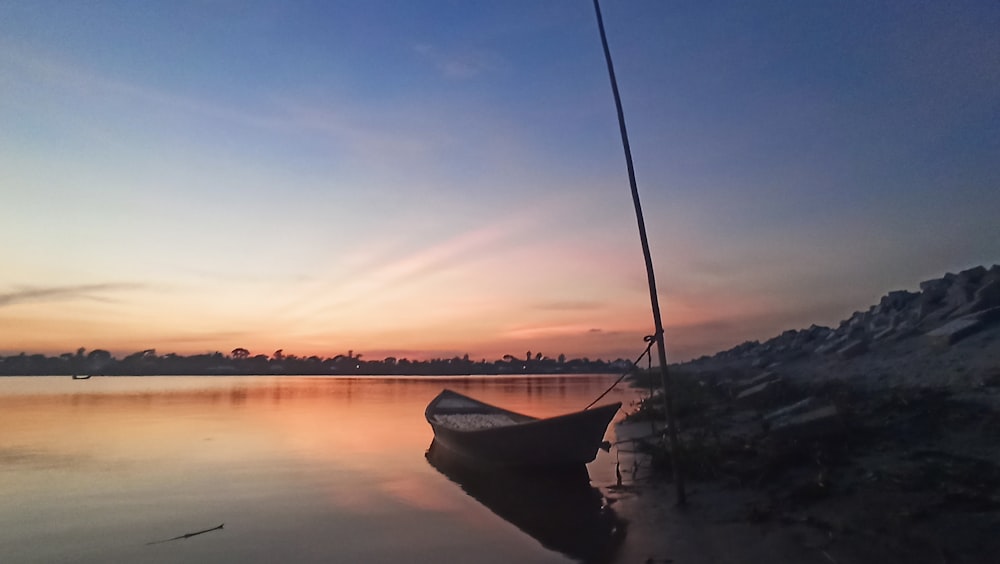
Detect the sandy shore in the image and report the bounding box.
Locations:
[607,482,835,563]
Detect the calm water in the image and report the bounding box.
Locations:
[0,375,642,563]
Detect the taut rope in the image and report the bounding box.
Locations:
[584,333,657,410]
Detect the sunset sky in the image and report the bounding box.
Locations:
[2,1,998,363]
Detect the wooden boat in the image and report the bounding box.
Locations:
[424,389,621,468]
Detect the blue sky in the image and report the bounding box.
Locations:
[1,1,998,362]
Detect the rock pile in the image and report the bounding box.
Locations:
[695,265,1000,369]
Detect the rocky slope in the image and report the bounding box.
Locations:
[622,265,1000,564]
[682,264,1000,390]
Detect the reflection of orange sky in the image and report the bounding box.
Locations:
[1,376,636,515]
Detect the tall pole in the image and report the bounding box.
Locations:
[592,0,685,505]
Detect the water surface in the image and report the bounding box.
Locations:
[0,375,641,563]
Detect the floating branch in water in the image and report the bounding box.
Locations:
[146,523,224,545]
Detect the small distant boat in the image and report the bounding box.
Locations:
[425,389,621,468]
[71,374,91,380]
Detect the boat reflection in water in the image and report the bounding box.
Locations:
[426,440,626,563]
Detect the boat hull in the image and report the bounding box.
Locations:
[425,389,621,468]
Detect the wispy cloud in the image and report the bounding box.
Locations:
[0,283,146,307]
[0,42,281,129]
[501,324,616,340]
[158,331,255,346]
[413,43,498,78]
[532,300,604,311]
[302,216,531,315]
[0,42,446,163]
[278,103,441,160]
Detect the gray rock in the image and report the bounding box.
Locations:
[869,313,891,329]
[846,325,868,340]
[838,339,868,359]
[924,304,960,325]
[919,298,944,319]
[873,326,896,341]
[926,318,983,347]
[966,305,1000,324]
[878,290,919,312]
[769,405,842,440]
[736,378,785,408]
[920,277,951,303]
[816,337,846,355]
[847,311,868,330]
[735,371,779,393]
[957,265,987,285]
[972,280,1000,310]
[891,320,920,341]
[945,282,976,309]
[800,325,830,343]
[763,397,818,423]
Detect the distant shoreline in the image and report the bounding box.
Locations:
[0,352,631,377]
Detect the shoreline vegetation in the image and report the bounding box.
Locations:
[0,349,630,377]
[616,264,1000,563]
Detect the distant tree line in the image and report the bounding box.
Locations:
[0,348,632,376]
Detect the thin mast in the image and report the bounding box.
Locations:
[592,0,686,505]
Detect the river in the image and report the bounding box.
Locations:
[0,375,644,563]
